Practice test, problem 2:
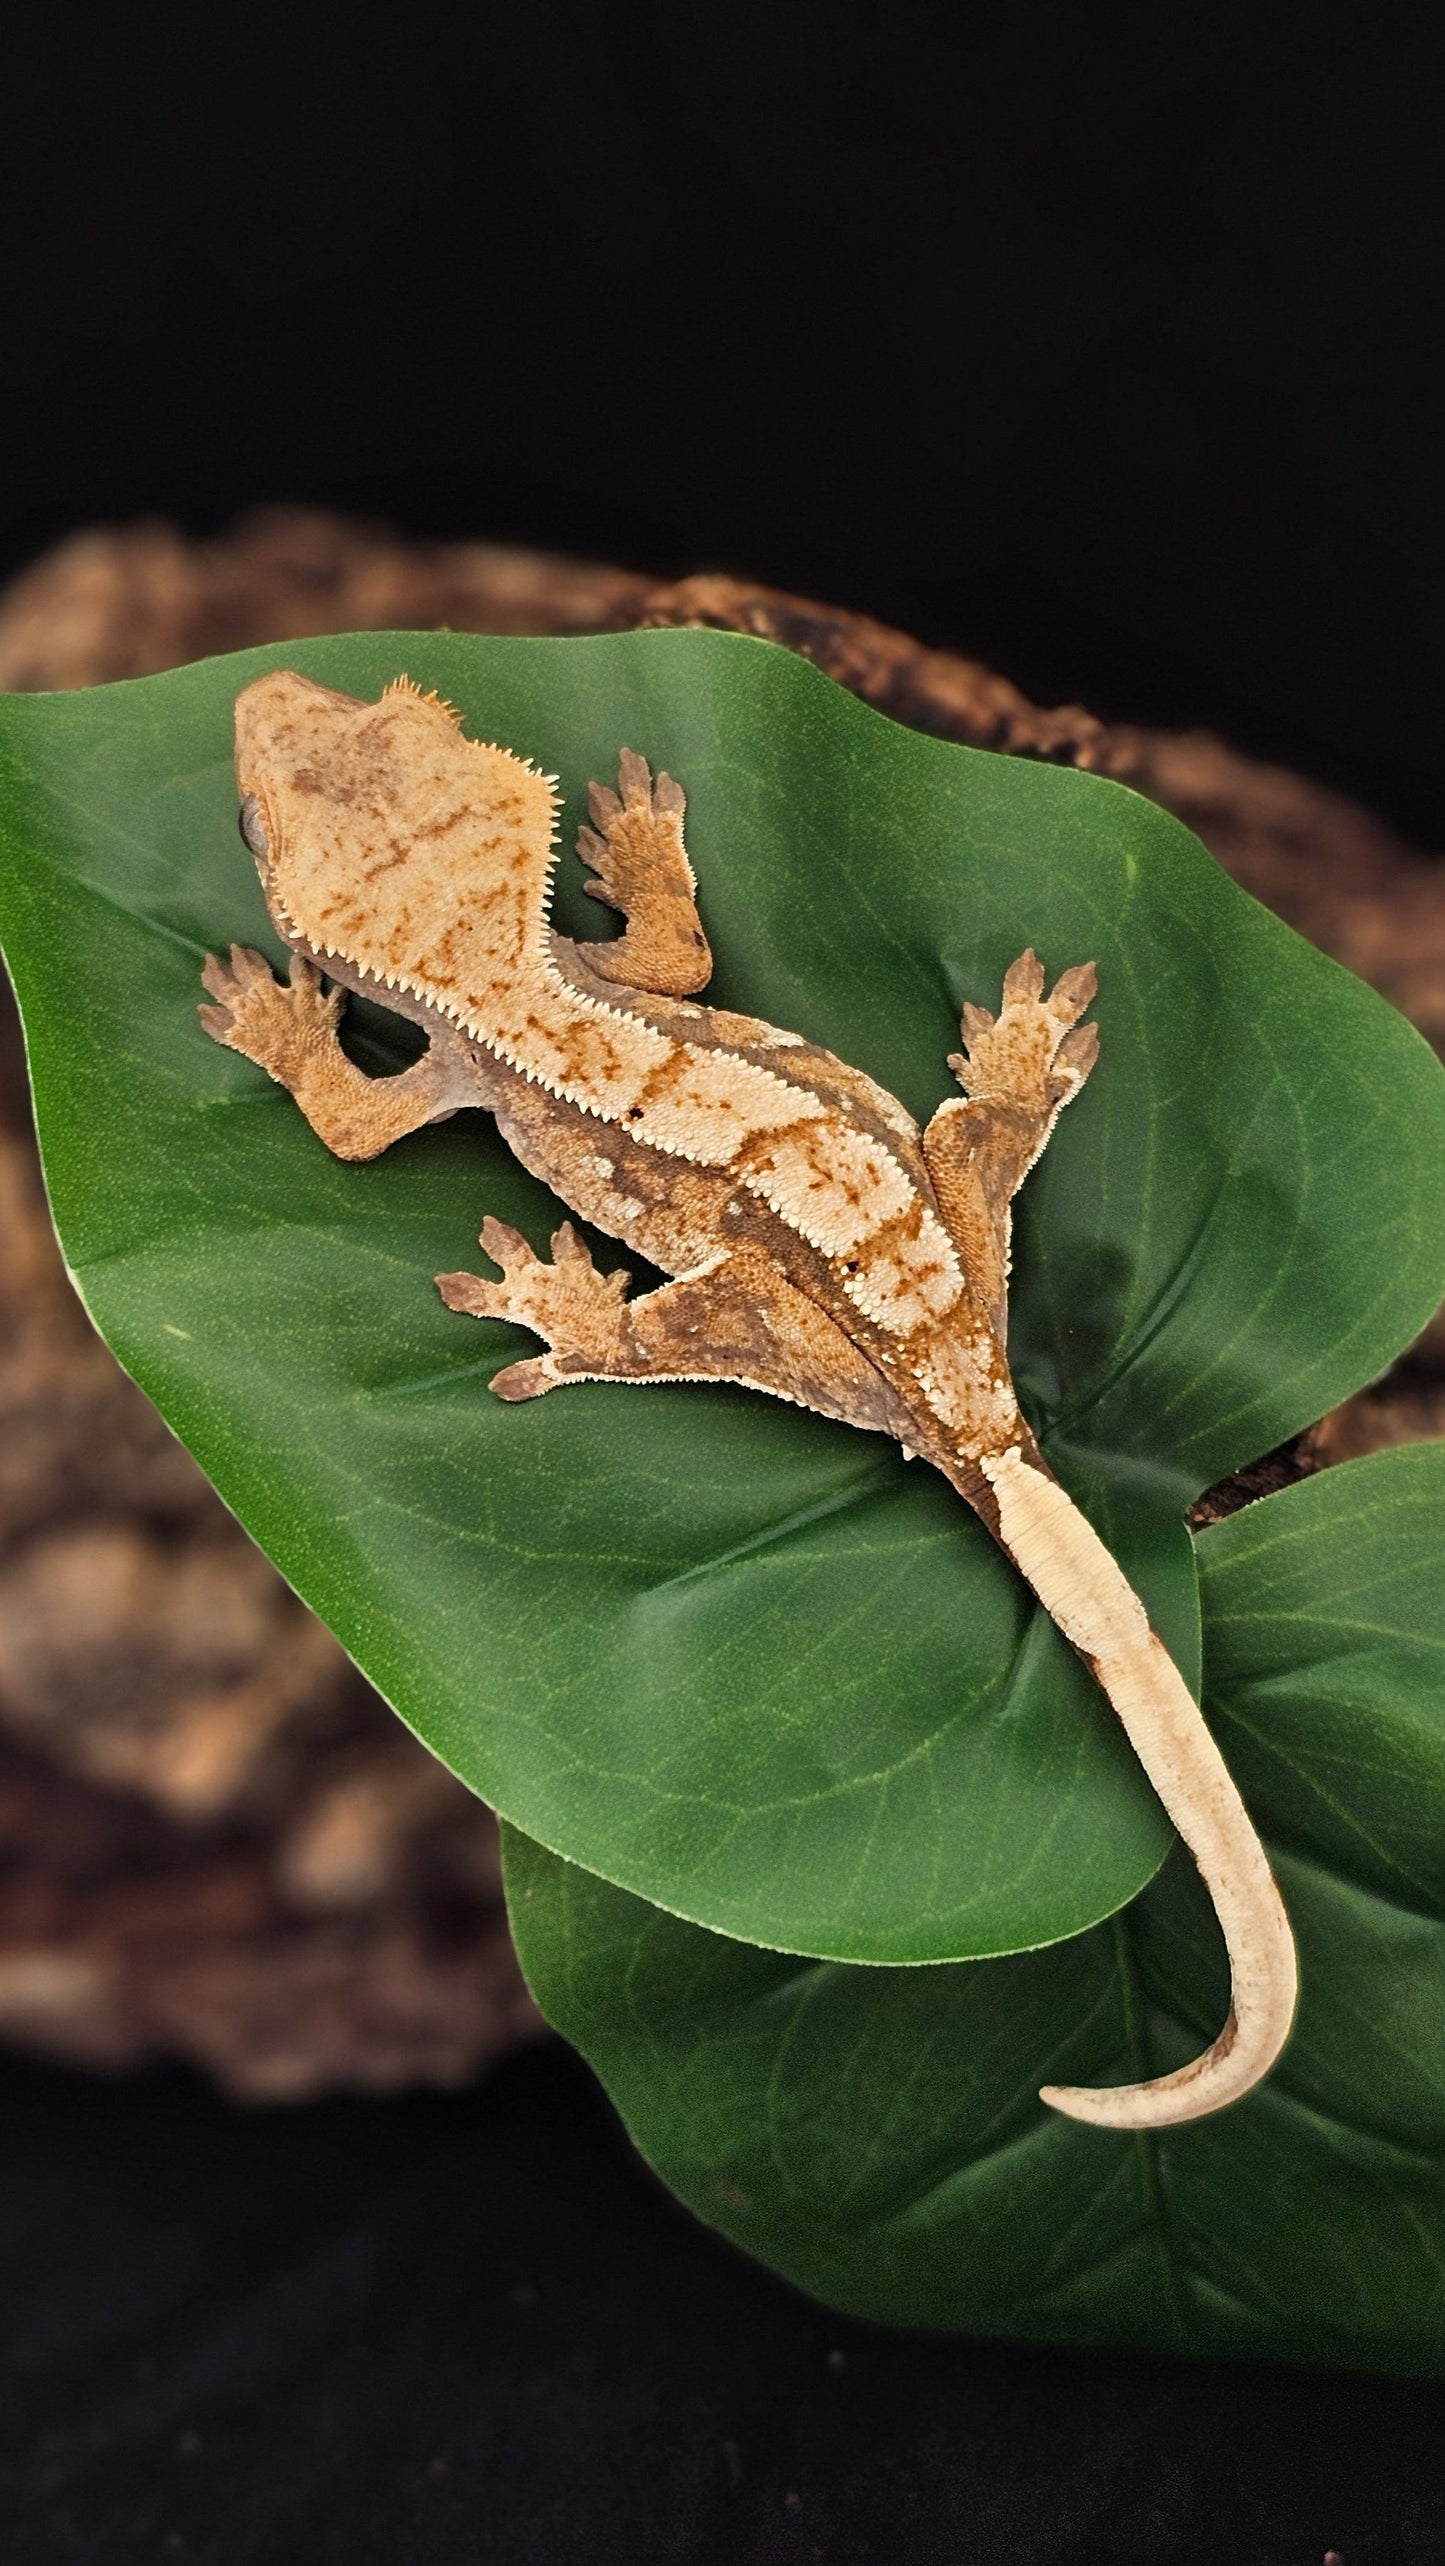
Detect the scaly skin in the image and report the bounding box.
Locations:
[201,671,1298,2128]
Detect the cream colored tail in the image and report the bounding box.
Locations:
[978,1445,1297,2131]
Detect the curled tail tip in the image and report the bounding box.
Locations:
[1038,2080,1133,2129]
[1038,2077,1207,2132]
[1038,2072,1253,2133]
[1037,1969,1298,2131]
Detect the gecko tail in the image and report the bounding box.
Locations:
[1039,2008,1260,2131]
[977,1445,1298,2133]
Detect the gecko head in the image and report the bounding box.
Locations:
[231,670,557,974]
[234,672,369,899]
[234,670,456,889]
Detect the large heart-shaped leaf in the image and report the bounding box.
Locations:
[1,632,1441,1962]
[503,1447,1445,2381]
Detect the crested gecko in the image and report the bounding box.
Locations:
[200,670,1298,2129]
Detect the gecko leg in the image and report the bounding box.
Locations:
[200,946,477,1161]
[922,950,1098,1329]
[438,1223,908,1433]
[571,749,714,997]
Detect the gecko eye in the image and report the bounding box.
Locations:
[238,795,270,860]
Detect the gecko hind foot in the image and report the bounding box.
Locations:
[437,1218,632,1399]
[948,949,1098,1114]
[199,945,341,1077]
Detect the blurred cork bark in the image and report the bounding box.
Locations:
[0,509,1439,2098]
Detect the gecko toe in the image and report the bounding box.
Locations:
[1002,948,1046,1004]
[478,1216,533,1270]
[616,746,652,802]
[1049,961,1098,1021]
[490,1356,555,1401]
[228,943,274,988]
[1057,1021,1100,1078]
[436,1269,503,1317]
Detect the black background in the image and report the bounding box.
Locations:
[6,2040,1445,2566]
[5,1,1445,842]
[4,6,1445,2560]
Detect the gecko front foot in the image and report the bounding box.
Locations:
[437,1218,632,1399]
[573,748,712,996]
[200,945,341,1080]
[577,748,689,916]
[948,949,1099,1113]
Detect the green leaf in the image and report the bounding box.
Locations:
[1,632,1442,1963]
[503,1447,1445,2380]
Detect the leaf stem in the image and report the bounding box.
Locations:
[1111,1909,1195,2353]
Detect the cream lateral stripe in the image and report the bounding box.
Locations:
[558,945,926,1154]
[274,913,964,1334]
[980,1447,1298,2132]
